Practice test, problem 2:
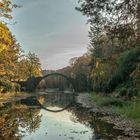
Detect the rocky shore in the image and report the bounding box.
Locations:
[76,93,140,140]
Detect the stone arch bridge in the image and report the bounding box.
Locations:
[18,73,76,92]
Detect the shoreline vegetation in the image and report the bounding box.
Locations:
[91,92,140,126]
[91,93,140,139]
[77,93,140,139]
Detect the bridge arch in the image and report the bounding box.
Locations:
[36,72,76,92]
[35,72,76,112]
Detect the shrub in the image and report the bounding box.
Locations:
[118,87,127,97]
[127,89,133,99]
[92,93,123,107]
[105,46,140,93]
[119,101,140,123]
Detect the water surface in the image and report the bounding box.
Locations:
[0,93,123,140]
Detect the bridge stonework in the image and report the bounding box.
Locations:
[19,73,76,92]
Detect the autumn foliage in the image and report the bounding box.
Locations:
[0,0,42,93]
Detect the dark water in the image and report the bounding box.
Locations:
[0,93,123,140]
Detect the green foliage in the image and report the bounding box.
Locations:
[76,0,140,95]
[16,52,42,81]
[114,78,139,100]
[114,101,140,123]
[117,46,140,80]
[25,52,42,78]
[91,92,123,107]
[92,92,140,124]
[118,88,127,97]
[105,46,140,92]
[117,87,138,99]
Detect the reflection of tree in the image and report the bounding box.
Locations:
[0,103,41,140]
[68,105,122,140]
[68,105,90,124]
[18,108,41,134]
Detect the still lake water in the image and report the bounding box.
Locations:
[0,93,123,140]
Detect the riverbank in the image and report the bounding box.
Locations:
[1,92,140,139]
[76,93,140,140]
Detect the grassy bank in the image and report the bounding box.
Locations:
[91,92,140,124]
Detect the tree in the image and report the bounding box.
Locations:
[105,47,140,92]
[0,0,42,93]
[25,52,42,78]
[0,22,22,92]
[0,0,22,93]
[76,0,140,46]
[69,54,91,92]
[0,0,19,21]
[76,0,140,93]
[0,22,21,80]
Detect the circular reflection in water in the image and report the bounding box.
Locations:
[36,73,76,112]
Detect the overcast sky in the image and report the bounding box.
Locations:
[9,0,89,70]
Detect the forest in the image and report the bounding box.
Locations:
[56,0,140,98]
[0,0,140,126]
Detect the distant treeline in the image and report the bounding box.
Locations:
[42,55,91,92]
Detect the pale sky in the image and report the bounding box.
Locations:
[9,0,89,70]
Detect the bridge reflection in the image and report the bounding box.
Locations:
[37,92,75,112]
